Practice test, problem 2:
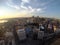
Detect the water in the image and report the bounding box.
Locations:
[0,20,8,23]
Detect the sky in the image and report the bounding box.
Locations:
[0,0,60,19]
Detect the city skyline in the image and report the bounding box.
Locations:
[0,0,60,19]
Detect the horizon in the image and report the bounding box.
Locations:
[0,16,59,20]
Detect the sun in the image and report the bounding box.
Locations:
[0,8,11,19]
[0,9,6,16]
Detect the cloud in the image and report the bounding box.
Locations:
[36,8,42,11]
[20,4,28,10]
[6,0,48,15]
[7,2,20,10]
[28,6,32,9]
[21,0,30,3]
[40,3,48,6]
[20,0,39,13]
